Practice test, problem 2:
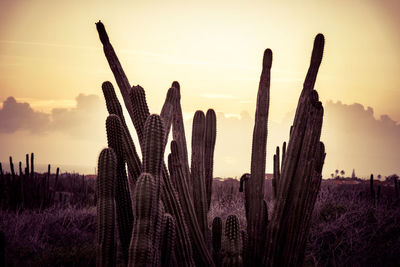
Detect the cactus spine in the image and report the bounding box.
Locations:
[96,148,117,267]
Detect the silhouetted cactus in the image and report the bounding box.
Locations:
[263,34,326,267]
[128,172,158,267]
[106,114,133,264]
[191,111,208,240]
[96,21,327,267]
[102,82,142,187]
[212,216,222,266]
[205,109,216,210]
[169,141,214,266]
[160,213,177,267]
[160,87,178,146]
[370,174,375,203]
[245,48,272,266]
[171,81,192,197]
[96,148,117,267]
[222,215,242,267]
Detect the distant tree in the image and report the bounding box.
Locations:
[340,170,345,177]
[377,174,382,180]
[331,173,334,178]
[351,169,356,179]
[335,169,339,178]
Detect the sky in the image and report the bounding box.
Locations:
[0,0,399,178]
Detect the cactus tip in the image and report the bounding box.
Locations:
[96,20,109,45]
[171,81,180,90]
[263,49,273,69]
[311,33,325,64]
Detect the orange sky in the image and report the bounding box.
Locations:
[0,0,399,177]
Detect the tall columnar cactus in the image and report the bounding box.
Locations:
[272,146,280,200]
[96,148,117,267]
[160,87,178,147]
[171,81,192,197]
[205,109,216,210]
[222,215,242,267]
[96,21,327,267]
[263,34,326,267]
[141,114,165,265]
[160,213,177,267]
[370,174,375,200]
[128,172,158,267]
[168,141,215,266]
[130,85,150,147]
[106,115,133,264]
[245,48,272,266]
[212,216,223,267]
[102,82,142,187]
[96,21,135,123]
[191,111,208,240]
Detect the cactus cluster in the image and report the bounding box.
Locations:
[0,153,60,210]
[95,21,326,267]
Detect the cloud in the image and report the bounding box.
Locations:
[0,97,50,133]
[0,94,107,140]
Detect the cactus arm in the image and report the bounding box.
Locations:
[205,109,217,210]
[129,85,150,147]
[95,21,136,122]
[96,148,117,267]
[160,87,178,146]
[191,111,209,240]
[171,81,192,197]
[106,115,133,264]
[245,48,272,266]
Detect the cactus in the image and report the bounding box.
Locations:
[160,87,178,146]
[245,48,272,266]
[96,148,117,267]
[160,213,177,267]
[96,21,135,124]
[205,109,216,210]
[129,85,150,147]
[263,34,326,267]
[168,141,215,266]
[272,146,280,200]
[106,115,133,263]
[128,173,158,267]
[191,111,208,240]
[212,216,223,267]
[96,21,327,267]
[102,81,142,186]
[370,174,375,202]
[222,215,242,267]
[171,81,192,197]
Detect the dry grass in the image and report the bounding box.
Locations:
[1,179,399,266]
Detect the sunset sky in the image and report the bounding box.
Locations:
[0,0,399,178]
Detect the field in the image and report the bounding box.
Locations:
[1,177,399,267]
